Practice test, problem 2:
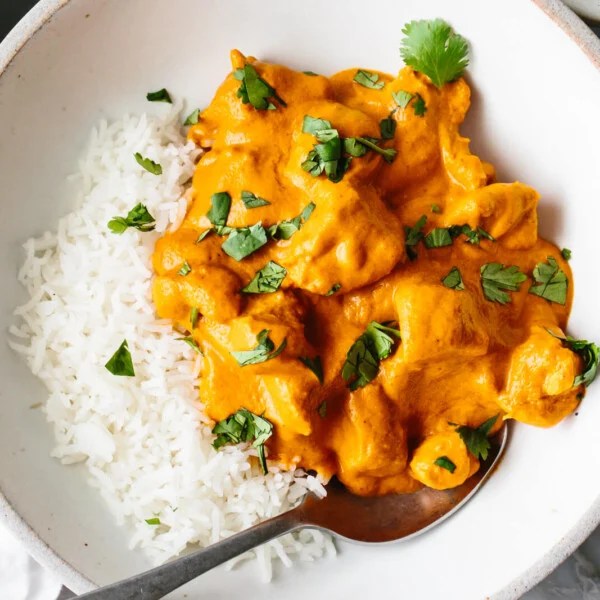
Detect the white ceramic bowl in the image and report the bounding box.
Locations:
[1,1,599,598]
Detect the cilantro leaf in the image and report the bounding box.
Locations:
[241,191,271,209]
[413,94,427,116]
[302,115,333,134]
[455,414,499,461]
[212,408,273,474]
[299,356,324,384]
[222,222,268,261]
[195,229,212,243]
[343,137,369,157]
[529,257,568,305]
[393,90,414,108]
[480,263,527,304]
[459,224,495,245]
[134,153,162,175]
[177,260,192,276]
[404,215,427,260]
[231,329,287,366]
[303,71,319,76]
[242,261,287,294]
[268,203,315,240]
[434,456,456,473]
[184,109,201,126]
[353,70,385,90]
[441,266,465,291]
[380,117,397,140]
[108,203,155,234]
[234,64,286,111]
[400,19,469,88]
[206,192,231,232]
[547,330,599,387]
[177,336,202,354]
[561,248,572,261]
[145,518,161,525]
[325,283,342,296]
[190,307,199,329]
[354,137,397,163]
[342,321,401,390]
[431,204,442,214]
[424,227,453,248]
[146,88,172,103]
[105,340,135,377]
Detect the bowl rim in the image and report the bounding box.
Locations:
[0,0,599,597]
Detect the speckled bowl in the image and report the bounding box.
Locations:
[1,1,599,598]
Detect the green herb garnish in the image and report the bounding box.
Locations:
[561,248,572,261]
[480,263,527,304]
[459,224,495,245]
[184,109,201,126]
[299,356,324,384]
[325,283,342,296]
[547,330,599,387]
[424,227,453,248]
[242,261,287,294]
[145,518,161,525]
[413,94,427,116]
[190,307,199,328]
[178,260,192,276]
[529,257,568,305]
[441,266,465,291]
[302,115,333,134]
[400,19,469,88]
[342,321,401,390]
[431,204,442,214]
[434,456,456,473]
[206,192,232,233]
[242,191,271,209]
[177,336,202,354]
[268,203,315,240]
[353,137,397,163]
[393,90,414,108]
[212,408,273,474]
[231,329,287,366]
[146,88,172,103]
[380,117,397,140]
[303,71,319,76]
[234,64,286,110]
[134,153,162,175]
[222,223,268,261]
[108,203,156,234]
[105,340,135,377]
[353,70,385,90]
[404,215,427,260]
[455,414,498,461]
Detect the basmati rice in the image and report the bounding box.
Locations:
[9,103,333,580]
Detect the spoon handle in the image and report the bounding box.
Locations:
[77,510,303,600]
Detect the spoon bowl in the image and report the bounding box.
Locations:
[77,424,508,599]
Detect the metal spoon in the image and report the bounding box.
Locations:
[78,424,508,600]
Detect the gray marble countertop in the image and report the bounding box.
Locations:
[0,3,599,600]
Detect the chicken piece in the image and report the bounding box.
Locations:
[410,431,479,490]
[498,326,581,426]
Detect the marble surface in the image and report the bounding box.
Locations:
[0,2,599,599]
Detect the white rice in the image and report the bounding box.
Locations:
[8,103,334,579]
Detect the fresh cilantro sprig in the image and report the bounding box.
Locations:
[400,19,469,88]
[455,415,499,461]
[404,215,427,260]
[268,203,315,240]
[231,329,287,366]
[342,321,401,390]
[299,356,324,384]
[212,408,273,474]
[222,223,269,261]
[547,330,599,387]
[234,64,286,111]
[480,263,527,304]
[242,261,287,294]
[353,70,385,90]
[528,257,568,305]
[441,266,465,291]
[108,203,156,234]
[242,191,271,208]
[134,153,162,175]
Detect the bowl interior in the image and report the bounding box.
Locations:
[1,1,600,598]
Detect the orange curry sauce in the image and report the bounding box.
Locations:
[152,50,580,496]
